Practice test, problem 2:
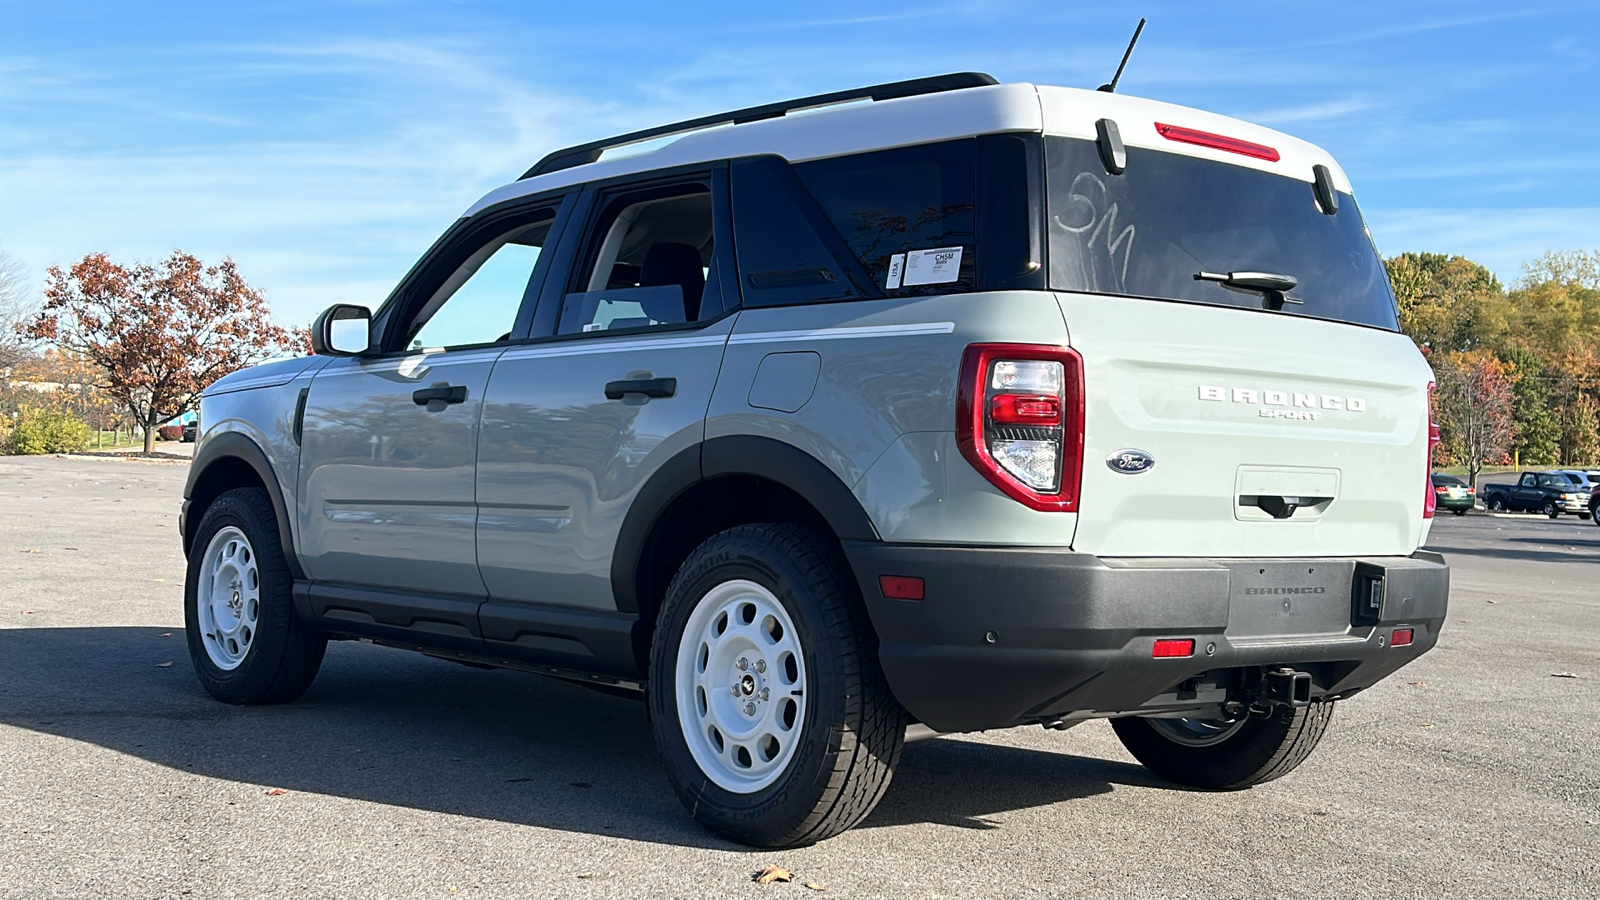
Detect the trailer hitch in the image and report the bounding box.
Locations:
[1220,667,1314,719]
[1259,668,1313,708]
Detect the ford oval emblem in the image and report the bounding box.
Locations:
[1106,449,1155,474]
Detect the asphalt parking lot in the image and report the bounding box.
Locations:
[1,455,1596,899]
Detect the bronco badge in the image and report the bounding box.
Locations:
[1106,449,1155,474]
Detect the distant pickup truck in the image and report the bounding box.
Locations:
[1481,471,1593,519]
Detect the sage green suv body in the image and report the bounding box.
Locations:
[181,73,1449,847]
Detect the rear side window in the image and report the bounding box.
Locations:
[794,141,976,295]
[558,184,723,335]
[1044,136,1399,330]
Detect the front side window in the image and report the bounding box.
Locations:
[404,216,553,350]
[559,186,717,335]
[1045,136,1399,330]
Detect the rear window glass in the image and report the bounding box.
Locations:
[1045,136,1398,330]
[794,140,976,296]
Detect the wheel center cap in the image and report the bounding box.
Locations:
[740,673,756,696]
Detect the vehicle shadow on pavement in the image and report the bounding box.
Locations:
[861,737,1155,831]
[0,627,1140,846]
[1426,535,1600,565]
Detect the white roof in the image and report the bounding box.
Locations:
[465,82,1353,217]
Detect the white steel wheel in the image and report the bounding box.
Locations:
[196,526,260,671]
[675,579,808,794]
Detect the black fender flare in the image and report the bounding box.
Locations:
[609,435,880,614]
[184,432,305,580]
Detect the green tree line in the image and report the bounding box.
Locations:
[1389,249,1600,480]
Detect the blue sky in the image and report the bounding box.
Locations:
[2,1,1597,327]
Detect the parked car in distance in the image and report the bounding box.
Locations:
[181,420,198,443]
[1554,470,1596,520]
[1481,471,1592,518]
[1430,474,1474,515]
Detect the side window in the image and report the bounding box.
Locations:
[558,185,718,335]
[403,214,555,351]
[794,140,976,295]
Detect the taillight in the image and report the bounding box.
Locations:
[1424,381,1440,519]
[957,344,1085,512]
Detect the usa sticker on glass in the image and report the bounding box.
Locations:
[885,253,906,289]
[902,247,963,286]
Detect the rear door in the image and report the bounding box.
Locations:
[474,169,737,662]
[1042,135,1432,558]
[1060,295,1431,558]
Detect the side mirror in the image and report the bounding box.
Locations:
[310,304,373,356]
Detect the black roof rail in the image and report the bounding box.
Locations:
[519,72,999,181]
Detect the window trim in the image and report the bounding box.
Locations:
[534,163,735,341]
[370,193,578,357]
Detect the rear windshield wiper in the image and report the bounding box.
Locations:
[1194,270,1302,311]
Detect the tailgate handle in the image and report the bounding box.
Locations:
[1245,495,1331,520]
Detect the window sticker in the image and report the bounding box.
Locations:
[902,247,963,286]
[885,253,906,289]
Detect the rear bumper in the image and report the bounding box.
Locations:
[842,543,1449,733]
[1436,495,1474,511]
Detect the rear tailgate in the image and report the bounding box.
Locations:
[1060,292,1432,558]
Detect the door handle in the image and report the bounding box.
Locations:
[605,377,677,400]
[412,385,467,406]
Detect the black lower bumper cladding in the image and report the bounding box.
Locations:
[842,542,1448,733]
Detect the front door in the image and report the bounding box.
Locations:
[297,201,567,613]
[475,171,737,664]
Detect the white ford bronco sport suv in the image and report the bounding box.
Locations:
[181,73,1449,848]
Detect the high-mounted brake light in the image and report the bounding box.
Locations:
[1154,122,1280,162]
[1424,382,1440,520]
[957,344,1085,512]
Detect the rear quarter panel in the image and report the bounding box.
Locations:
[707,291,1078,546]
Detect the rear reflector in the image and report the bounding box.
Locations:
[879,575,925,601]
[1391,628,1415,648]
[1152,638,1195,658]
[1154,122,1280,162]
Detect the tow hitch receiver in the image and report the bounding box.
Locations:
[1261,668,1313,707]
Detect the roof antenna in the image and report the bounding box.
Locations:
[1097,18,1146,93]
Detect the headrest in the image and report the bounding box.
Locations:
[638,242,705,321]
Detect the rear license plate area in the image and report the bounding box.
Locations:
[1226,561,1353,638]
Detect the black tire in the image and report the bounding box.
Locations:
[1452,508,1467,516]
[1580,511,1592,521]
[649,524,906,848]
[1544,500,1559,519]
[184,487,326,704]
[1488,495,1506,512]
[1111,702,1335,790]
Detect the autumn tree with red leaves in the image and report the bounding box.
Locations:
[27,251,296,453]
[1433,349,1517,488]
